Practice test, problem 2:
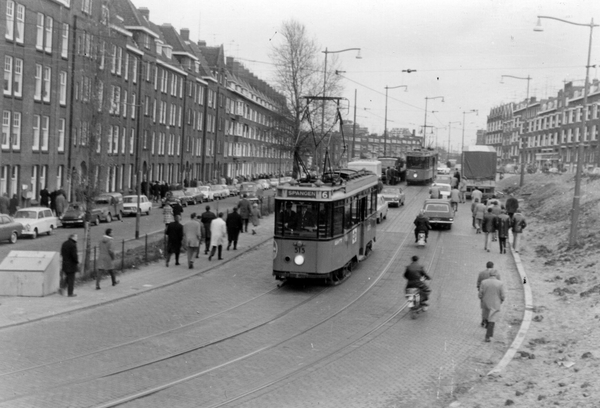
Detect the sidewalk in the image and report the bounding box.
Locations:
[0,216,274,329]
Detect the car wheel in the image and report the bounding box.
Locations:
[31,229,38,239]
[9,231,18,244]
[146,208,151,216]
[106,213,112,223]
[47,225,54,236]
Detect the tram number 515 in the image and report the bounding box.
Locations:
[294,247,305,254]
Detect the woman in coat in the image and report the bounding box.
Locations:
[208,212,227,261]
[226,208,243,250]
[494,208,511,254]
[481,207,496,252]
[249,203,261,235]
[472,199,486,234]
[97,228,119,289]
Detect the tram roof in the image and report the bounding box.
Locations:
[276,169,378,200]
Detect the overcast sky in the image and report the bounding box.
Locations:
[135,0,600,151]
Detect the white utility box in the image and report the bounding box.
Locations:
[0,251,60,297]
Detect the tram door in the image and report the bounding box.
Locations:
[358,195,368,255]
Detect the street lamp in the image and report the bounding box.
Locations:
[448,121,461,162]
[461,110,478,166]
[321,47,361,169]
[535,15,598,248]
[384,85,408,156]
[501,75,532,187]
[423,96,444,148]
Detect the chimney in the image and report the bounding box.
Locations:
[180,28,190,41]
[138,7,149,20]
[197,40,206,47]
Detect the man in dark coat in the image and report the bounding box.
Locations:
[171,200,184,218]
[0,193,9,214]
[226,207,243,250]
[60,234,79,297]
[9,194,19,216]
[164,214,184,267]
[237,194,252,233]
[505,195,519,220]
[40,187,50,207]
[413,210,431,243]
[200,205,217,254]
[404,255,432,305]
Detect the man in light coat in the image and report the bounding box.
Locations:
[476,261,501,328]
[511,210,527,253]
[208,212,227,261]
[183,213,202,269]
[479,269,505,342]
[97,228,119,290]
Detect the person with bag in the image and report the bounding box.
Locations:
[60,234,79,297]
[249,203,262,235]
[96,228,119,290]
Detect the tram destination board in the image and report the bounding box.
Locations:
[286,190,317,198]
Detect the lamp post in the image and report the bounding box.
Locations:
[384,85,408,156]
[461,110,478,167]
[535,15,598,248]
[321,47,361,170]
[423,96,444,148]
[501,75,532,187]
[448,121,461,162]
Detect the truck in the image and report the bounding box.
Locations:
[347,159,382,177]
[462,145,497,201]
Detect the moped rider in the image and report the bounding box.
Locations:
[404,255,432,306]
[413,209,432,243]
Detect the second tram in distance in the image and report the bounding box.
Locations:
[273,169,379,284]
[405,149,438,185]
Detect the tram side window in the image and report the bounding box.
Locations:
[370,189,377,214]
[332,200,344,236]
[317,202,331,238]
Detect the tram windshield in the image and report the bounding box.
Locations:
[406,156,430,169]
[275,201,321,239]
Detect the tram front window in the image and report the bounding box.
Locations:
[407,156,428,169]
[275,201,321,238]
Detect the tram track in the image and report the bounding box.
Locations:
[1,184,440,408]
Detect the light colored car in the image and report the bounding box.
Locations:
[13,207,59,239]
[270,178,280,188]
[210,185,226,200]
[376,195,388,224]
[256,179,270,190]
[184,187,204,204]
[219,185,231,197]
[197,186,215,201]
[437,166,451,175]
[0,214,23,244]
[380,187,405,207]
[422,198,455,230]
[431,183,452,199]
[122,195,152,216]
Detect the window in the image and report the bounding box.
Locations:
[122,90,127,117]
[3,56,12,95]
[57,118,65,152]
[61,24,69,58]
[13,57,22,97]
[43,67,51,102]
[44,16,53,53]
[121,127,125,153]
[144,96,150,116]
[11,112,20,149]
[132,57,137,84]
[41,116,49,151]
[116,47,122,76]
[5,1,14,40]
[2,111,9,149]
[111,44,116,73]
[124,54,129,80]
[171,73,176,95]
[82,0,92,15]
[36,13,44,50]
[59,71,67,105]
[131,93,136,119]
[151,132,155,154]
[99,41,105,69]
[113,126,119,153]
[107,126,112,153]
[57,165,64,190]
[130,129,135,154]
[32,115,40,150]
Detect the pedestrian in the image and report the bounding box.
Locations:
[96,228,119,290]
[250,203,262,235]
[477,261,501,328]
[54,192,66,218]
[237,194,252,233]
[505,194,519,220]
[479,269,505,342]
[429,184,441,199]
[50,190,57,214]
[482,207,496,251]
[226,207,243,250]
[471,187,482,203]
[0,193,9,214]
[163,201,174,226]
[495,207,511,254]
[459,179,467,203]
[60,233,79,297]
[511,209,527,253]
[208,212,227,261]
[454,170,461,187]
[9,194,19,216]
[200,205,217,254]
[40,186,49,207]
[450,187,460,212]
[473,198,486,233]
[489,200,501,241]
[171,199,183,218]
[451,174,458,189]
[183,212,202,269]
[164,214,184,267]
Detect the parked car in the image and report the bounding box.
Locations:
[13,207,59,238]
[422,199,455,230]
[437,166,451,175]
[93,192,124,222]
[184,187,204,205]
[197,186,215,201]
[161,196,183,210]
[219,185,231,197]
[380,187,405,207]
[61,203,88,227]
[239,182,263,203]
[376,195,388,224]
[228,185,239,196]
[436,175,454,185]
[270,178,280,188]
[122,195,152,216]
[168,190,194,207]
[0,214,23,244]
[210,185,227,200]
[431,183,452,200]
[256,179,270,190]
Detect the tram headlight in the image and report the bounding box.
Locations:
[413,173,417,178]
[294,255,305,265]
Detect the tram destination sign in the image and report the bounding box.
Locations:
[286,190,317,198]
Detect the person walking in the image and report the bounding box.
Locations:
[489,200,501,241]
[60,233,79,297]
[505,195,519,221]
[208,212,227,261]
[226,207,243,250]
[429,184,441,199]
[471,187,483,203]
[183,212,202,269]
[479,269,505,342]
[9,194,19,216]
[164,214,184,267]
[473,198,486,233]
[511,209,527,253]
[40,186,50,207]
[458,180,467,203]
[163,201,174,226]
[0,193,9,214]
[482,207,496,252]
[476,261,501,328]
[237,194,252,233]
[96,228,119,290]
[249,203,262,235]
[54,192,66,218]
[200,205,217,255]
[450,187,460,212]
[495,207,511,254]
[171,199,184,218]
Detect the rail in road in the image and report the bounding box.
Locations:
[0,185,522,408]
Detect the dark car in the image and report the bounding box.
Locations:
[183,187,204,205]
[92,192,124,222]
[168,190,193,207]
[0,214,23,244]
[61,203,88,227]
[161,196,183,210]
[422,199,455,230]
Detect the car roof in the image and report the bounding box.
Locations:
[424,199,450,204]
[16,207,48,211]
[124,195,147,199]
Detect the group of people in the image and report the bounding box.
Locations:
[163,194,262,268]
[0,188,68,218]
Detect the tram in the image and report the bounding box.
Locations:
[273,169,379,284]
[405,149,438,185]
